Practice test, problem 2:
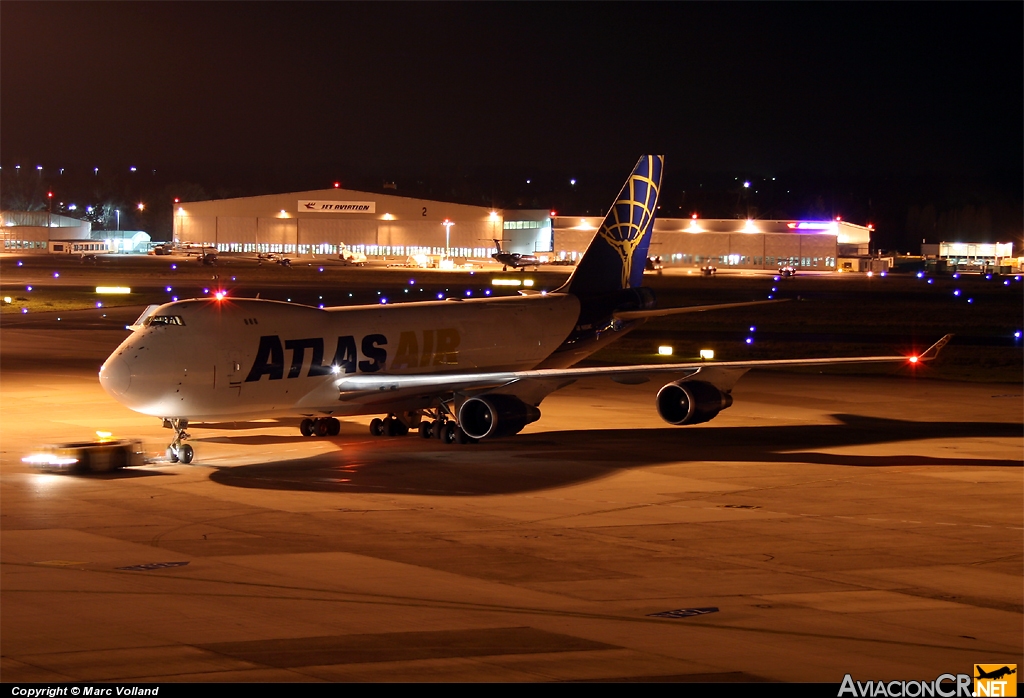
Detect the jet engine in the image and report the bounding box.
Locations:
[459,394,541,440]
[656,380,733,426]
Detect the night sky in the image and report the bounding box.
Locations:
[1,2,1021,245]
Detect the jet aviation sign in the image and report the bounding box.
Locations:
[298,200,376,213]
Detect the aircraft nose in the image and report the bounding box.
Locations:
[99,357,132,397]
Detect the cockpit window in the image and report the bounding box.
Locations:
[145,315,184,326]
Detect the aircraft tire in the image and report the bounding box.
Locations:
[300,418,314,437]
[454,427,475,445]
[419,422,432,439]
[166,447,179,463]
[431,420,444,439]
[369,418,384,437]
[327,418,341,436]
[314,419,330,437]
[442,422,458,444]
[178,444,194,464]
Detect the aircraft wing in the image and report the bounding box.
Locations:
[613,299,785,320]
[333,334,953,406]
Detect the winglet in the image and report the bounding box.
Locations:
[920,334,953,361]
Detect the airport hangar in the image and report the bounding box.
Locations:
[170,187,873,272]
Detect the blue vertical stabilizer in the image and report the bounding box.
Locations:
[565,155,664,297]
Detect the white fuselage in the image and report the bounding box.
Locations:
[99,295,581,421]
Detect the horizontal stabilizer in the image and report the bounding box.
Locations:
[919,334,953,360]
[614,299,786,321]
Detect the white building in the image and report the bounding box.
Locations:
[2,211,92,252]
[173,188,504,260]
[554,216,872,271]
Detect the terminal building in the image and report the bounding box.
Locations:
[921,241,1016,273]
[554,215,871,272]
[1,211,150,254]
[171,187,870,272]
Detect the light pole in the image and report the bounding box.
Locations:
[116,209,120,231]
[442,219,453,258]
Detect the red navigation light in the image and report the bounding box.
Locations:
[47,191,53,198]
[214,291,226,301]
[835,216,842,221]
[691,213,698,219]
[174,197,180,203]
[909,356,919,364]
[550,210,557,217]
[333,182,340,188]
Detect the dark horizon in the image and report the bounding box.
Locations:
[2,2,1021,249]
[3,3,1021,174]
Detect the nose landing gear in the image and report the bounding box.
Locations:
[164,418,194,464]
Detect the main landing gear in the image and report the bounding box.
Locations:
[300,417,341,437]
[369,410,477,445]
[369,415,409,437]
[164,418,194,464]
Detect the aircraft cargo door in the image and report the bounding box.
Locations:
[216,350,243,395]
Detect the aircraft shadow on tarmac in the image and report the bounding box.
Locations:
[206,414,1023,496]
[202,434,314,446]
[64,468,172,480]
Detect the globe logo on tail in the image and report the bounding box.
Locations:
[597,155,663,288]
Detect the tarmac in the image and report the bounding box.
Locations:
[1,322,1021,682]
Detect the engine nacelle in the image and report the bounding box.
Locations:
[656,380,733,426]
[459,394,541,440]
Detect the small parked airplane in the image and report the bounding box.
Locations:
[492,239,541,271]
[99,156,950,463]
